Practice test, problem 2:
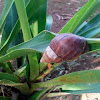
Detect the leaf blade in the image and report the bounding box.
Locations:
[31,70,100,91]
[0,0,47,55]
[0,72,20,82]
[0,80,29,94]
[0,0,14,33]
[0,31,55,62]
[59,0,100,33]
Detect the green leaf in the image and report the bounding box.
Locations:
[15,0,38,81]
[15,0,40,81]
[0,0,14,33]
[0,72,20,82]
[86,38,100,51]
[55,83,100,91]
[7,31,55,53]
[31,70,100,91]
[0,49,39,63]
[59,0,100,33]
[38,0,47,33]
[73,21,87,35]
[27,0,47,22]
[0,31,55,62]
[0,80,29,94]
[46,15,53,31]
[0,2,18,55]
[0,0,47,55]
[24,0,30,6]
[28,53,39,81]
[30,20,38,37]
[30,0,47,36]
[0,19,20,55]
[37,63,60,81]
[48,87,100,96]
[39,63,47,73]
[47,92,70,97]
[26,64,30,81]
[29,0,47,81]
[79,25,100,38]
[29,88,49,100]
[0,96,11,100]
[0,63,12,74]
[65,88,100,94]
[14,64,26,77]
[15,0,32,41]
[0,0,47,81]
[74,13,100,36]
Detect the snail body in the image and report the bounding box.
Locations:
[40,33,86,63]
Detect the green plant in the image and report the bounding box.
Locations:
[0,0,100,99]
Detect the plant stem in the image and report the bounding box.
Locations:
[86,38,100,43]
[15,0,39,81]
[86,38,100,52]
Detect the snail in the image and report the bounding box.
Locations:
[40,33,86,63]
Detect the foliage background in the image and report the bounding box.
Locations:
[47,0,100,100]
[0,0,100,100]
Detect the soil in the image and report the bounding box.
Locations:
[0,0,5,17]
[0,0,100,100]
[47,0,89,33]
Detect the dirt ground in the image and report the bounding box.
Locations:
[47,0,89,33]
[0,0,5,17]
[0,0,100,100]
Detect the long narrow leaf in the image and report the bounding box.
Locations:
[29,0,47,81]
[15,0,40,81]
[73,21,87,34]
[86,38,100,51]
[7,31,55,53]
[46,15,53,31]
[0,0,47,55]
[0,63,12,74]
[14,64,26,77]
[0,96,11,100]
[0,2,18,55]
[29,88,50,100]
[80,25,100,38]
[0,0,14,33]
[0,80,29,94]
[31,70,100,91]
[30,1,47,36]
[15,0,32,41]
[0,31,55,63]
[74,13,100,35]
[0,72,20,82]
[0,20,20,55]
[59,0,100,33]
[55,83,100,91]
[65,88,100,94]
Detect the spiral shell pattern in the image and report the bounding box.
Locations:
[40,33,86,63]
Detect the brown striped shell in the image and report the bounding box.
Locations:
[40,33,86,63]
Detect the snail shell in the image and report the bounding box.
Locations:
[40,33,86,63]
